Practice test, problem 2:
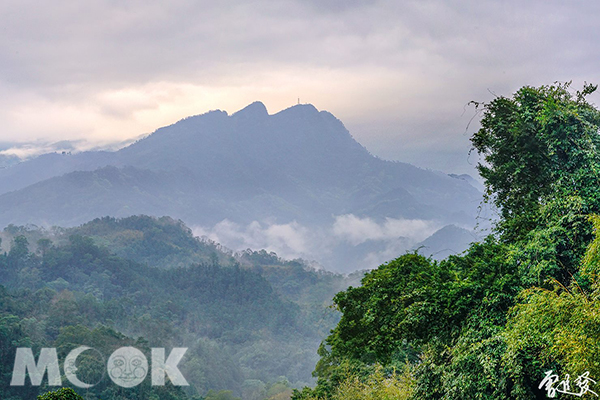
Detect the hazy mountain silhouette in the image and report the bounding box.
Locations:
[0,102,482,270]
[414,224,481,260]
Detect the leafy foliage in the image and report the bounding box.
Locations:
[295,364,414,400]
[471,83,600,242]
[37,388,84,400]
[0,216,356,399]
[503,215,600,393]
[295,83,600,400]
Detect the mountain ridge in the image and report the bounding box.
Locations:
[0,102,482,271]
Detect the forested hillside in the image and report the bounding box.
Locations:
[292,83,600,399]
[0,216,357,400]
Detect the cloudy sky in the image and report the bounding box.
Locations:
[1,0,599,174]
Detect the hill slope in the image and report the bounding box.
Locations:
[0,216,355,397]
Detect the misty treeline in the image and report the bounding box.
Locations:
[291,82,600,399]
[0,216,358,400]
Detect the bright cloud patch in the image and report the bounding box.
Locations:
[193,215,441,270]
[194,219,316,260]
[332,214,439,245]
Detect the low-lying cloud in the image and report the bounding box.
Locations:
[0,135,147,161]
[193,214,442,270]
[194,219,314,260]
[332,214,438,246]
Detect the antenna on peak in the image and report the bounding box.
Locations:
[298,97,300,105]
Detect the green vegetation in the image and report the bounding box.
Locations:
[0,216,353,400]
[292,82,600,399]
[37,388,84,400]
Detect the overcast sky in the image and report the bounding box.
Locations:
[1,0,599,174]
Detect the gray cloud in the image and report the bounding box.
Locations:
[1,0,599,173]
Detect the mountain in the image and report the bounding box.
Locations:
[0,153,20,170]
[414,224,481,260]
[448,173,485,192]
[0,102,482,271]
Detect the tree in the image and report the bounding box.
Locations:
[470,82,600,283]
[471,82,600,242]
[294,365,414,400]
[37,388,84,400]
[37,238,52,257]
[8,235,30,270]
[295,83,600,400]
[204,389,241,400]
[504,215,600,396]
[471,83,600,288]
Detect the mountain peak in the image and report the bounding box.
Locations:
[232,101,268,119]
[276,103,319,116]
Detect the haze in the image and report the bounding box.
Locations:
[1,0,599,174]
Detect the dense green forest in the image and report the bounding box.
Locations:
[291,83,600,399]
[0,216,358,400]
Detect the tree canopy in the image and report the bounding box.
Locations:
[294,82,600,400]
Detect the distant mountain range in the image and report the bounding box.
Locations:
[0,102,484,271]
